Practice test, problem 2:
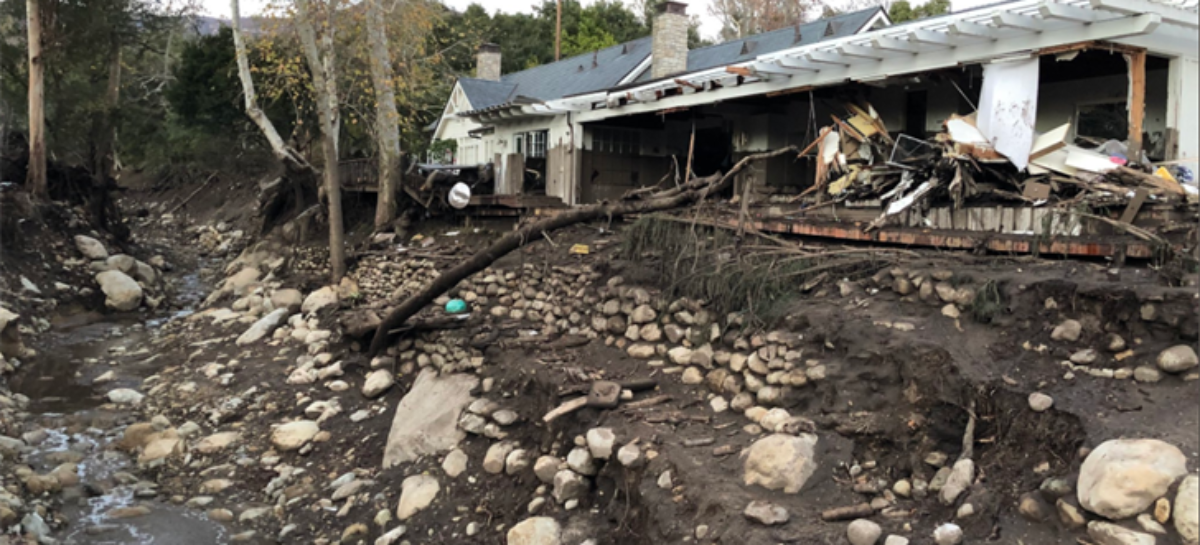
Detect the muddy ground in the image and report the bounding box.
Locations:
[2,181,1198,545]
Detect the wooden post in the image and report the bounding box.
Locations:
[1127,48,1146,158]
[555,0,562,61]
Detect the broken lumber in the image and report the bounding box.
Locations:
[543,396,588,423]
[821,503,876,521]
[367,146,800,355]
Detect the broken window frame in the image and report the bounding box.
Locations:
[592,127,642,155]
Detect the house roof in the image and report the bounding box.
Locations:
[458,77,518,111]
[632,8,886,84]
[457,7,883,115]
[500,36,654,101]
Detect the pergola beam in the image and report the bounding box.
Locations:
[838,44,886,60]
[908,29,955,45]
[949,20,999,39]
[805,50,850,66]
[1090,0,1199,28]
[994,12,1045,31]
[1039,2,1099,22]
[873,36,922,53]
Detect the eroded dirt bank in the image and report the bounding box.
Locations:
[3,191,1198,545]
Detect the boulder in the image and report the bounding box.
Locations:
[384,369,477,468]
[75,235,109,259]
[271,420,320,452]
[134,260,158,285]
[396,475,439,520]
[847,519,883,545]
[1157,345,1199,373]
[1078,439,1188,520]
[442,449,468,478]
[235,308,291,346]
[194,432,241,454]
[270,289,304,312]
[0,306,18,335]
[1051,319,1082,342]
[585,428,615,460]
[552,470,588,504]
[939,459,975,506]
[1087,521,1156,545]
[302,286,339,314]
[362,370,395,398]
[507,517,561,545]
[95,270,143,311]
[106,254,137,274]
[138,437,182,464]
[742,433,818,494]
[1176,474,1199,544]
[743,500,789,526]
[106,388,144,405]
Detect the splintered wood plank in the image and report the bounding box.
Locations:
[1127,48,1146,157]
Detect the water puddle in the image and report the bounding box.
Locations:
[11,269,230,543]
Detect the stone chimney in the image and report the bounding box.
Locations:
[476,43,501,81]
[651,1,689,79]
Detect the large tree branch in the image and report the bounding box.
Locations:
[230,0,309,171]
[366,145,799,355]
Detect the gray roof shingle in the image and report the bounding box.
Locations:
[458,77,518,111]
[457,7,884,110]
[500,36,653,101]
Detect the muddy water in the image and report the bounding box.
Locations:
[12,272,229,544]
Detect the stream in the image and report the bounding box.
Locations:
[9,270,231,544]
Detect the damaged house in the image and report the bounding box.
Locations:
[431,0,1198,257]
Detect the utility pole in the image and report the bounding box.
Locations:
[555,0,562,60]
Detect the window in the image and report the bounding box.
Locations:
[592,127,641,154]
[515,130,548,158]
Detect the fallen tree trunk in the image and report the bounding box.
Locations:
[367,145,799,355]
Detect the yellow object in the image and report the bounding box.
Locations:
[827,174,852,195]
[1155,166,1177,183]
[569,244,589,255]
[411,234,424,241]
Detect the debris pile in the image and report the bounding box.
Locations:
[806,102,1197,236]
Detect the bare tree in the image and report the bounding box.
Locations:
[26,0,46,197]
[707,0,815,41]
[230,0,309,169]
[366,0,400,231]
[296,0,347,282]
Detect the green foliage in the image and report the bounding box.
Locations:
[970,279,1006,324]
[443,0,700,74]
[167,28,242,135]
[561,14,618,57]
[888,0,950,23]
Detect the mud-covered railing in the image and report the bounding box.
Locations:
[338,158,376,192]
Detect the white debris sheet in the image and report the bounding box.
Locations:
[977,57,1040,170]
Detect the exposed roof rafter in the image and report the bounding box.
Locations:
[949,20,999,39]
[993,12,1046,31]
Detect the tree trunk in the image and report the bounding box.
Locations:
[296,0,346,283]
[92,33,122,179]
[367,145,799,355]
[26,0,46,198]
[366,0,400,230]
[230,0,308,170]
